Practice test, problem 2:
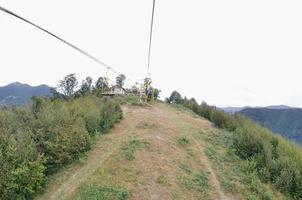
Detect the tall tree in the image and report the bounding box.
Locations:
[58,73,78,97]
[153,88,161,100]
[116,74,126,88]
[50,87,66,100]
[168,91,183,104]
[95,77,108,91]
[143,78,152,94]
[78,76,93,96]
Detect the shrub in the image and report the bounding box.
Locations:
[31,99,91,173]
[99,99,123,133]
[178,136,190,145]
[199,102,213,120]
[0,131,46,199]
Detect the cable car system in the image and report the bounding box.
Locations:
[0,0,156,99]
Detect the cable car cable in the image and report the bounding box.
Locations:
[147,0,156,75]
[0,5,122,76]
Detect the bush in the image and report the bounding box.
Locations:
[178,136,190,145]
[199,102,213,120]
[31,99,91,174]
[0,131,46,199]
[73,96,122,136]
[99,99,123,133]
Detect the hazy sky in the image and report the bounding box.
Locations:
[1,0,302,107]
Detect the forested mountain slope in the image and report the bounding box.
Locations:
[0,82,51,106]
[239,108,302,145]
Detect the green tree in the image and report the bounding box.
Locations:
[58,73,78,97]
[168,91,183,104]
[153,88,161,100]
[95,77,108,91]
[78,76,93,96]
[50,87,66,100]
[184,97,199,113]
[116,74,126,88]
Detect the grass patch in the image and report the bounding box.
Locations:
[181,170,210,198]
[186,148,195,158]
[178,162,193,174]
[204,146,220,162]
[178,136,190,145]
[136,121,156,129]
[157,175,171,186]
[115,95,144,106]
[123,139,150,161]
[76,185,129,200]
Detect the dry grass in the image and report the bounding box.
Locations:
[37,103,282,200]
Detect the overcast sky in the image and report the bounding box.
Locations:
[1,0,302,107]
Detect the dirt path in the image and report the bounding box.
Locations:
[139,104,229,200]
[190,135,228,200]
[37,103,229,200]
[160,105,229,200]
[37,107,138,200]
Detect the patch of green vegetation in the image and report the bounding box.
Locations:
[239,160,275,200]
[171,189,182,200]
[92,153,141,188]
[203,130,285,200]
[123,139,150,161]
[204,147,220,162]
[178,136,190,145]
[115,95,146,106]
[76,185,129,200]
[203,130,232,150]
[136,121,156,129]
[220,175,236,193]
[157,175,171,186]
[116,96,144,106]
[180,170,210,198]
[186,148,195,158]
[178,162,193,174]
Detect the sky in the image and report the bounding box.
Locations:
[0,0,302,107]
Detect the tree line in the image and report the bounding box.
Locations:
[167,91,302,199]
[51,73,160,102]
[51,73,127,99]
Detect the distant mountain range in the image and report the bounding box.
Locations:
[221,105,296,114]
[221,106,302,145]
[0,82,51,106]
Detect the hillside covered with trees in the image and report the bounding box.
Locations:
[239,108,302,145]
[0,82,51,106]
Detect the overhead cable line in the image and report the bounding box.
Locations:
[0,5,122,76]
[147,0,156,75]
